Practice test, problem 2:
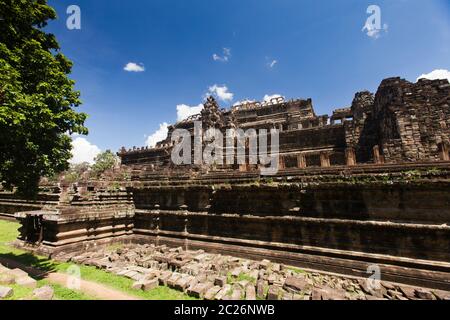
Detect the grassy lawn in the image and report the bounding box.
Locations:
[0,219,194,300]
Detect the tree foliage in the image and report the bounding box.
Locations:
[91,150,118,177]
[0,0,88,195]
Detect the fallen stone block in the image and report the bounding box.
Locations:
[215,284,232,300]
[16,276,37,289]
[237,280,250,289]
[230,268,241,278]
[187,282,214,298]
[144,270,160,280]
[204,286,221,300]
[142,279,158,291]
[7,268,28,278]
[0,274,15,285]
[256,280,267,299]
[32,286,54,300]
[245,285,256,300]
[158,271,172,286]
[259,260,271,270]
[432,290,450,300]
[187,277,199,291]
[214,276,227,287]
[311,287,347,300]
[230,288,242,300]
[267,285,280,300]
[271,264,281,272]
[415,288,435,300]
[249,269,259,281]
[167,273,182,288]
[283,276,308,293]
[174,275,193,292]
[131,281,143,290]
[0,286,13,299]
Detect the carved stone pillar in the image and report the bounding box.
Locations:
[373,145,384,164]
[297,154,306,169]
[345,148,356,166]
[439,143,449,161]
[279,155,285,170]
[320,152,330,168]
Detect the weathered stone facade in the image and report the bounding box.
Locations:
[119,77,450,168]
[1,77,450,294]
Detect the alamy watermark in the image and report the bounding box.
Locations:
[366,264,381,290]
[66,264,81,290]
[171,121,280,175]
[66,5,81,30]
[362,5,388,39]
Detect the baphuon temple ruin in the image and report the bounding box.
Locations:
[1,76,450,298]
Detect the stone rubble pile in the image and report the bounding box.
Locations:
[55,244,450,300]
[0,263,54,300]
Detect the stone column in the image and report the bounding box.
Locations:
[320,152,330,168]
[373,145,384,164]
[345,148,356,166]
[297,153,306,169]
[239,163,247,172]
[439,143,449,161]
[279,155,285,170]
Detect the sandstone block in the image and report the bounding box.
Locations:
[245,285,256,300]
[214,276,227,287]
[215,284,232,300]
[0,274,15,285]
[174,275,193,291]
[0,286,13,299]
[142,279,158,291]
[187,282,214,298]
[256,280,266,299]
[283,276,308,293]
[204,286,221,300]
[16,276,37,289]
[267,285,280,300]
[32,286,54,300]
[415,288,435,300]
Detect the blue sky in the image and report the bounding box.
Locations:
[45,0,450,163]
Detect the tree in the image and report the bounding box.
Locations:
[91,150,118,177]
[0,0,88,195]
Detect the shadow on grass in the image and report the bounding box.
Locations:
[0,251,59,280]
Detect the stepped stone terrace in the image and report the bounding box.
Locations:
[1,76,450,297]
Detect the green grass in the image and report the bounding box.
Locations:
[0,219,195,300]
[4,283,34,300]
[287,266,307,274]
[227,271,257,285]
[3,281,96,300]
[38,280,96,300]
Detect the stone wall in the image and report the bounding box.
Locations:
[375,78,450,162]
[10,183,135,255]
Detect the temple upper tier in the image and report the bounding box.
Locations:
[118,77,450,169]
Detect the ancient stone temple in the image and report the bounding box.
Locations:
[119,77,450,167]
[2,77,450,294]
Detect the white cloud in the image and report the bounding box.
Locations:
[124,62,145,72]
[176,104,203,122]
[146,123,169,148]
[70,137,101,165]
[417,69,450,83]
[263,94,284,102]
[207,84,234,102]
[212,48,231,62]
